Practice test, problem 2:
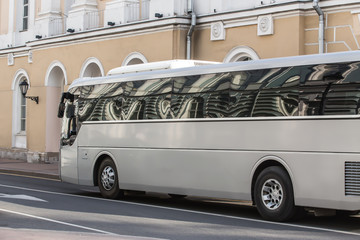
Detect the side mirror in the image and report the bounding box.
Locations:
[57,103,65,118]
[66,104,75,118]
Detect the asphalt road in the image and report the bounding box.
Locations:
[0,172,360,240]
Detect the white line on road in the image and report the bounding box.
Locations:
[0,193,47,202]
[0,208,117,235]
[0,208,168,240]
[0,183,360,237]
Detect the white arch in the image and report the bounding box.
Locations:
[122,52,148,66]
[223,46,260,63]
[12,69,30,90]
[45,61,68,87]
[80,57,104,78]
[44,61,68,153]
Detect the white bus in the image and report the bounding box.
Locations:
[58,54,360,221]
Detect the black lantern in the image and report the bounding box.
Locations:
[19,80,39,104]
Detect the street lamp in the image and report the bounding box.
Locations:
[19,80,39,104]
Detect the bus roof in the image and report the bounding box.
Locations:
[107,60,220,76]
[69,51,360,91]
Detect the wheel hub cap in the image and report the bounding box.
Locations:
[101,166,115,191]
[261,179,283,210]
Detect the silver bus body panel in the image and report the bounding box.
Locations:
[74,117,360,211]
[60,140,79,184]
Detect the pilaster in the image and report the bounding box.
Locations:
[66,0,99,32]
[34,0,62,38]
[105,0,148,26]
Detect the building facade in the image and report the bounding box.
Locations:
[0,0,359,162]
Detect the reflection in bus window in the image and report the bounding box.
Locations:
[75,61,360,122]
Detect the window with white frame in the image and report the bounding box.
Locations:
[19,77,27,132]
[23,0,29,31]
[12,71,28,149]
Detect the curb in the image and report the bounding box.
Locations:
[0,169,60,180]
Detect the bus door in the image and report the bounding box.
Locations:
[58,92,79,184]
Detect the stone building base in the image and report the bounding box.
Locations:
[0,148,59,163]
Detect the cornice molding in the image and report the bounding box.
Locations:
[2,0,360,55]
[0,17,190,55]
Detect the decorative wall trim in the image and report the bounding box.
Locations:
[257,15,274,36]
[45,60,68,87]
[223,46,260,63]
[211,21,226,41]
[121,52,148,66]
[80,57,105,78]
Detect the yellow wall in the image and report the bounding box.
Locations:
[305,11,360,54]
[194,16,306,61]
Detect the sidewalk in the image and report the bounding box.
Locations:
[0,158,59,180]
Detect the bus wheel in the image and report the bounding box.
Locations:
[98,158,123,199]
[254,166,296,222]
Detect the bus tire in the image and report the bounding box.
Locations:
[98,158,123,199]
[254,166,297,222]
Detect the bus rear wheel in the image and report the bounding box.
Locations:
[98,158,123,199]
[254,166,297,222]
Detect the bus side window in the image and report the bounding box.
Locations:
[299,85,326,116]
[322,83,360,115]
[129,100,145,120]
[251,67,300,117]
[300,63,348,116]
[173,73,231,119]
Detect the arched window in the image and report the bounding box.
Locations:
[223,46,260,63]
[80,57,104,78]
[19,78,27,132]
[12,69,30,148]
[122,52,148,66]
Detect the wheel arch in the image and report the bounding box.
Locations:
[250,156,295,204]
[93,151,117,186]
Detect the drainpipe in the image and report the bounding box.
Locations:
[313,0,324,53]
[186,0,196,60]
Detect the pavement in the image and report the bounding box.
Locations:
[0,228,163,240]
[0,158,168,240]
[0,158,59,180]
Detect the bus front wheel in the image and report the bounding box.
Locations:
[98,158,123,199]
[254,166,297,221]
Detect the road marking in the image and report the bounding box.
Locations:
[0,183,360,237]
[0,208,118,235]
[0,193,47,202]
[0,208,169,240]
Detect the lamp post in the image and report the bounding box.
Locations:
[19,80,39,104]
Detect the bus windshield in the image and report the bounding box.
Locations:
[58,93,78,146]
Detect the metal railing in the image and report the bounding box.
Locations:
[127,0,150,23]
[49,17,65,36]
[85,10,105,29]
[84,0,150,30]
